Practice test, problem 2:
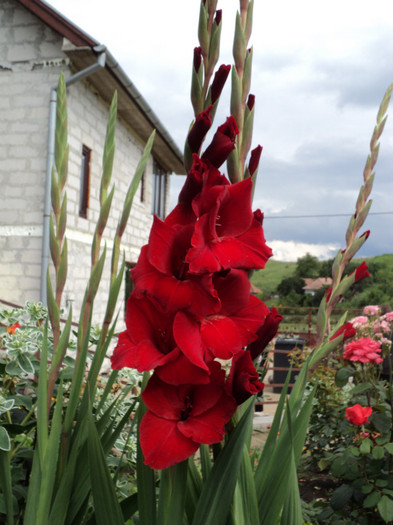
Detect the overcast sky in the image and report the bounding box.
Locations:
[48,0,393,262]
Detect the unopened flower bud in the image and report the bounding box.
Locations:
[187,105,213,153]
[211,64,231,104]
[193,47,202,73]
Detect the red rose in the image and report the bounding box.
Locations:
[345,404,372,426]
[140,363,236,469]
[227,350,264,405]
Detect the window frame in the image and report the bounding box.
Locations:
[152,162,167,219]
[79,144,91,219]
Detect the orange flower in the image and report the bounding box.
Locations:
[7,322,20,334]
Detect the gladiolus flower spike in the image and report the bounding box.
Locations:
[111,114,274,469]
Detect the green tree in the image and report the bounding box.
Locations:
[277,276,305,297]
[295,253,320,278]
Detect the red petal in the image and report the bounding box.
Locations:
[133,249,219,317]
[213,269,251,314]
[156,353,210,385]
[230,295,269,346]
[142,373,191,419]
[140,411,198,469]
[179,395,236,443]
[201,315,243,359]
[173,312,209,370]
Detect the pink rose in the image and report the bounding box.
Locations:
[382,311,393,323]
[350,316,369,327]
[363,305,380,316]
[343,337,383,364]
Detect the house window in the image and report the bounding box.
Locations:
[124,262,136,314]
[79,145,91,218]
[139,171,145,203]
[152,161,166,219]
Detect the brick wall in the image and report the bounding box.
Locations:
[0,0,168,326]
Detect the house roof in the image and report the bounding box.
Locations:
[303,277,332,291]
[17,0,185,175]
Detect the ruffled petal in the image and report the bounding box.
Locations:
[156,353,211,385]
[140,411,198,469]
[173,311,209,370]
[201,316,243,359]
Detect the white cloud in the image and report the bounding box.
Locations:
[269,240,339,262]
[47,0,393,258]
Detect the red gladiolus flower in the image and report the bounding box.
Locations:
[175,288,268,362]
[343,337,383,364]
[140,363,236,469]
[7,322,20,334]
[227,350,264,405]
[211,64,231,104]
[110,295,179,373]
[131,219,219,317]
[187,105,213,153]
[345,404,372,426]
[248,307,283,360]
[330,322,356,342]
[187,178,272,274]
[166,155,228,226]
[202,116,239,168]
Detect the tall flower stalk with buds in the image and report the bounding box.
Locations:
[315,85,393,350]
[0,2,392,524]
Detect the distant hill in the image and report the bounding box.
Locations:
[251,254,393,306]
[251,260,296,297]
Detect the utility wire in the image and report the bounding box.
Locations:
[264,211,393,219]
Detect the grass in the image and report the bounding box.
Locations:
[251,260,296,297]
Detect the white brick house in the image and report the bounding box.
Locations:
[0,0,185,323]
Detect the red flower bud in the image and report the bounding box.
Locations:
[187,105,213,153]
[345,404,372,426]
[227,350,264,405]
[248,307,283,360]
[215,9,222,25]
[329,322,356,342]
[353,261,370,283]
[248,145,262,176]
[247,94,255,111]
[202,116,239,168]
[211,64,231,104]
[193,47,202,72]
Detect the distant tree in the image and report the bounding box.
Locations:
[277,276,305,297]
[295,253,320,278]
[318,258,334,277]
